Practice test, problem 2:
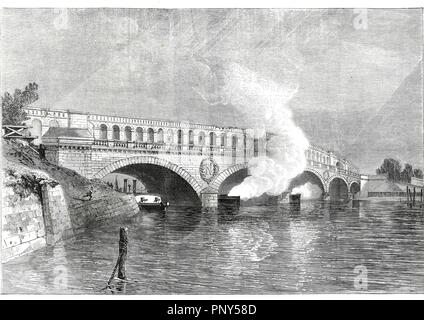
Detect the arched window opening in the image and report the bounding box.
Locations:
[209,132,216,146]
[177,129,183,145]
[147,128,154,143]
[112,125,120,140]
[253,138,259,157]
[232,135,238,162]
[100,124,108,140]
[167,129,174,144]
[188,130,194,150]
[157,128,164,143]
[124,126,132,141]
[136,127,143,142]
[221,133,227,147]
[198,131,205,146]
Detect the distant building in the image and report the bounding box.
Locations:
[359,174,406,198]
[410,177,424,187]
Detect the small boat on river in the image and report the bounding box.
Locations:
[135,194,169,211]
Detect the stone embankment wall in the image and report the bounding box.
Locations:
[67,192,139,229]
[2,186,46,262]
[2,180,139,262]
[2,140,140,263]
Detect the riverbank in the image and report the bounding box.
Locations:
[2,138,139,262]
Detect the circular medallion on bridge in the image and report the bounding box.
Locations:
[199,158,219,183]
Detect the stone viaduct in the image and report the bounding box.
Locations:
[25,107,361,207]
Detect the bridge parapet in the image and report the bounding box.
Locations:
[91,139,248,160]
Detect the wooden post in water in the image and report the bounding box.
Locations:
[117,227,128,280]
[413,187,416,207]
[106,227,128,288]
[406,186,409,203]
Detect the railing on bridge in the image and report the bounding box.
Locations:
[92,139,248,160]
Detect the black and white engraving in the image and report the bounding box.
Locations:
[1,7,423,295]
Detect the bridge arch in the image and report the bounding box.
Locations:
[327,175,348,188]
[302,168,326,189]
[287,168,326,199]
[92,156,203,195]
[349,181,361,199]
[349,180,360,190]
[328,176,349,200]
[209,163,249,193]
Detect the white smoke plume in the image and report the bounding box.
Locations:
[291,182,323,200]
[196,57,309,200]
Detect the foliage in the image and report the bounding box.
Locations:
[376,158,423,183]
[413,169,423,179]
[400,163,413,183]
[376,158,401,181]
[1,82,38,125]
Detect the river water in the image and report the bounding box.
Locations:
[2,200,424,294]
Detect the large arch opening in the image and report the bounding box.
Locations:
[329,177,349,201]
[287,170,325,200]
[218,168,249,195]
[110,164,201,207]
[350,182,360,199]
[95,158,202,207]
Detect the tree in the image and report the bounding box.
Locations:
[2,82,38,125]
[376,158,401,181]
[413,168,423,179]
[400,163,413,183]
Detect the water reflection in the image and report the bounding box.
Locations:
[2,200,424,294]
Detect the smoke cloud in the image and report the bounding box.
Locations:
[196,58,309,200]
[291,182,323,200]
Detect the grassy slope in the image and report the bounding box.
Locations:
[2,138,116,201]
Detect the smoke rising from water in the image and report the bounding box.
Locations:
[196,58,309,200]
[291,182,323,200]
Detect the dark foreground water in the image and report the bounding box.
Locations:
[2,200,424,294]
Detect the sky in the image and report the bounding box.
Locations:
[1,8,422,172]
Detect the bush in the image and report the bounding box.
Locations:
[1,82,38,125]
